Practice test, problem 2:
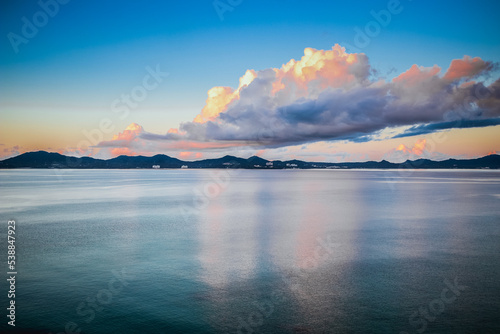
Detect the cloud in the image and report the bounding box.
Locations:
[393,64,441,87]
[97,45,500,156]
[111,147,137,156]
[97,123,144,148]
[383,138,450,163]
[94,123,147,157]
[443,56,494,82]
[395,139,427,155]
[393,118,500,138]
[113,123,143,140]
[193,70,257,123]
[96,121,248,158]
[270,46,370,97]
[0,146,21,160]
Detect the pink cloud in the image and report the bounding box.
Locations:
[395,139,427,155]
[272,45,369,95]
[392,64,441,87]
[383,139,452,163]
[443,56,492,81]
[112,123,144,141]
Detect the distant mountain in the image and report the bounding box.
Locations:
[0,151,499,169]
[104,154,184,168]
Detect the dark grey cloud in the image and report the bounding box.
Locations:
[393,117,500,138]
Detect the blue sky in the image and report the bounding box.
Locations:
[1,0,499,161]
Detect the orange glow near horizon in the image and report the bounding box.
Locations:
[396,139,427,155]
[111,147,137,156]
[2,125,499,161]
[179,151,203,160]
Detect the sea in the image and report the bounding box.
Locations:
[0,169,499,334]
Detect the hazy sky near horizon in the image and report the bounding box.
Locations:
[1,0,500,162]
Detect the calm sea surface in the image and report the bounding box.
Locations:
[0,169,499,333]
